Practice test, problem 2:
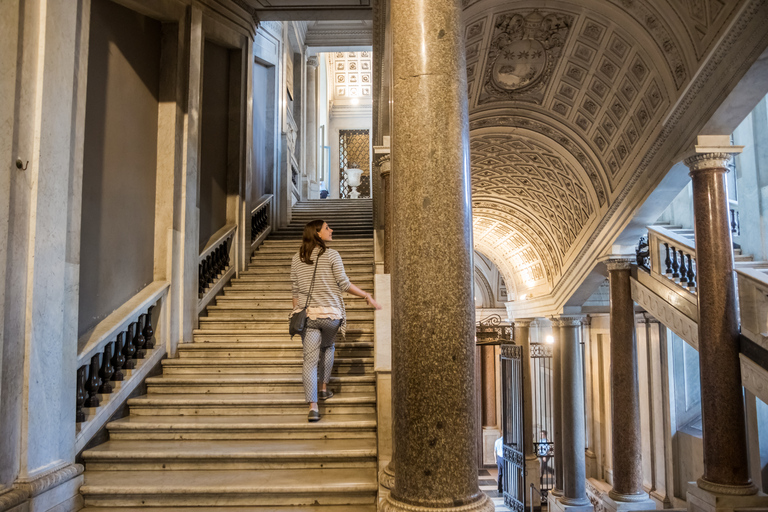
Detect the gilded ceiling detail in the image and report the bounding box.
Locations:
[479,10,574,105]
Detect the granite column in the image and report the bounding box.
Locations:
[515,318,541,506]
[684,140,757,497]
[605,260,655,512]
[385,0,492,509]
[554,317,592,512]
[551,318,564,498]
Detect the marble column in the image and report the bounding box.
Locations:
[376,152,392,273]
[605,260,655,512]
[684,142,757,496]
[305,56,319,199]
[551,318,564,498]
[556,317,592,512]
[515,318,541,506]
[385,0,492,509]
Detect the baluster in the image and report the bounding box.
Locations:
[687,254,696,289]
[671,246,680,278]
[205,255,214,285]
[663,243,672,274]
[199,263,205,296]
[224,240,231,268]
[111,333,126,380]
[133,320,146,359]
[98,342,115,393]
[122,328,136,369]
[85,354,101,407]
[215,246,224,275]
[76,365,87,422]
[143,306,155,350]
[679,251,688,284]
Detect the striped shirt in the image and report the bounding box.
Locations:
[291,247,351,336]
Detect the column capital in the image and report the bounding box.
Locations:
[684,135,744,173]
[605,258,634,271]
[307,55,319,68]
[559,315,586,327]
[513,317,535,327]
[375,152,391,178]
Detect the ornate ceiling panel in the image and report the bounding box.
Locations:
[460,0,750,309]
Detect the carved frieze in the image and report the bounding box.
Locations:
[480,10,574,105]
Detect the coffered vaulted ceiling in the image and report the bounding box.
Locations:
[464,0,756,305]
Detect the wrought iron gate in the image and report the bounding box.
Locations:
[501,344,525,512]
[531,342,555,496]
[339,129,370,198]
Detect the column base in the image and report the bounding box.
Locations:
[549,493,594,512]
[382,493,495,512]
[687,482,768,512]
[525,455,541,507]
[603,492,656,512]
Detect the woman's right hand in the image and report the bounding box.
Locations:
[366,294,382,310]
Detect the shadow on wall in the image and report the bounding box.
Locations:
[78,0,160,337]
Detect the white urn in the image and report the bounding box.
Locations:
[346,165,364,199]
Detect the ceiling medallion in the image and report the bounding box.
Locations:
[480,10,573,105]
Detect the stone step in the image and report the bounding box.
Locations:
[261,240,373,247]
[106,414,377,441]
[232,272,373,283]
[178,342,373,358]
[208,297,376,318]
[166,356,372,368]
[197,319,373,331]
[82,438,377,471]
[145,374,375,393]
[251,251,373,260]
[190,331,373,343]
[127,392,376,416]
[81,468,377,507]
[82,505,376,511]
[203,309,374,321]
[242,263,373,273]
[220,289,371,301]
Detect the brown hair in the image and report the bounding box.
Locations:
[300,219,327,264]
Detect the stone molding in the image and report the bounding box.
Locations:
[683,152,732,172]
[0,463,84,511]
[607,489,651,502]
[741,354,768,406]
[379,463,395,490]
[696,477,758,496]
[13,463,84,498]
[382,494,495,512]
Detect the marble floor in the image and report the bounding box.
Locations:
[479,468,513,512]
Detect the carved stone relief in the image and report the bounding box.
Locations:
[479,10,574,105]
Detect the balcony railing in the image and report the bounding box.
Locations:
[646,225,697,295]
[198,224,236,315]
[251,194,272,252]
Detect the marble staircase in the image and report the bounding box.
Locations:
[79,203,378,510]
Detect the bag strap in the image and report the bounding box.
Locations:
[304,251,321,309]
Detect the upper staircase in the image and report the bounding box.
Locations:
[270,199,374,240]
[79,200,378,511]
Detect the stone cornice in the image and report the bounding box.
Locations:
[13,463,84,498]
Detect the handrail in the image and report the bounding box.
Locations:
[77,281,169,365]
[200,223,236,262]
[252,193,272,215]
[646,225,695,252]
